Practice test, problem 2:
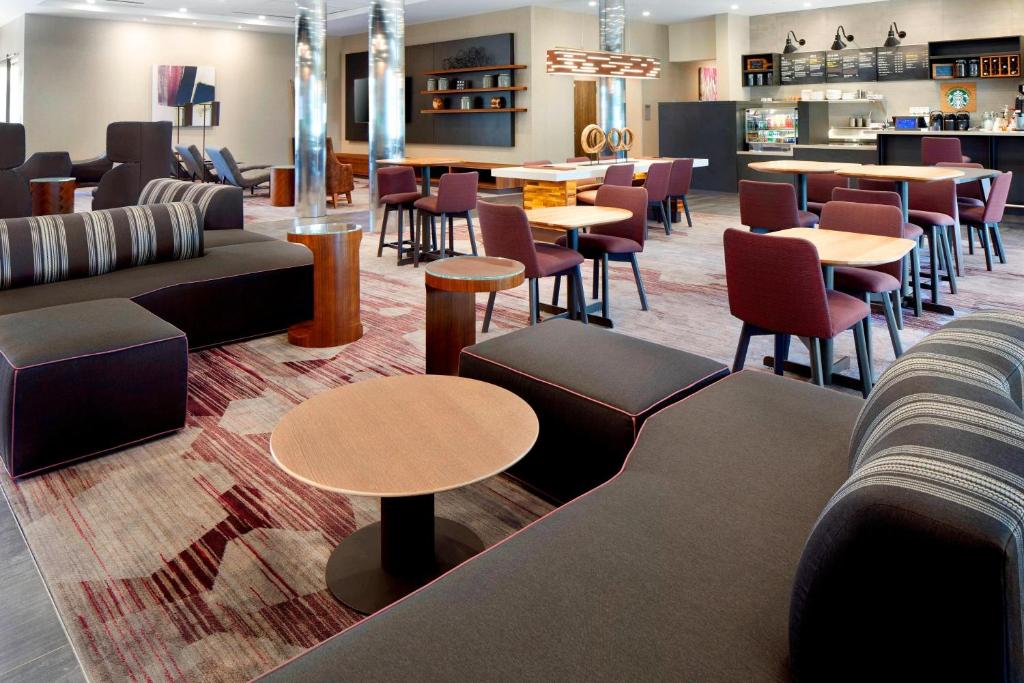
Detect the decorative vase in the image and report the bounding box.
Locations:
[432,96,444,110]
[459,96,472,110]
[426,78,437,91]
[438,77,450,90]
[490,96,505,109]
[482,75,495,88]
[497,73,512,88]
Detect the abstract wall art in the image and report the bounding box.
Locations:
[152,65,219,127]
[698,66,718,102]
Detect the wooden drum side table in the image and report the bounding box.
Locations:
[424,256,525,375]
[30,177,76,216]
[288,223,364,348]
[270,165,295,207]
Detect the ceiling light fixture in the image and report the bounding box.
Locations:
[588,1,596,5]
[730,4,739,10]
[783,29,805,54]
[830,24,854,51]
[642,10,650,16]
[258,15,266,20]
[178,7,188,13]
[883,21,906,48]
[546,47,661,79]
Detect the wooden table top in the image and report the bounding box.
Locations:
[378,157,463,167]
[270,375,539,498]
[525,205,632,230]
[289,221,362,237]
[771,228,917,267]
[747,160,862,174]
[424,256,525,293]
[835,165,964,183]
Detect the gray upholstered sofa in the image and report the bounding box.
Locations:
[259,312,1024,682]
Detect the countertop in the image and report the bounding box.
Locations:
[877,129,1024,137]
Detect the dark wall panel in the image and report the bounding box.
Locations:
[659,102,742,192]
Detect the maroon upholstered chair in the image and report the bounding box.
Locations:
[477,201,588,329]
[908,179,958,300]
[666,158,695,227]
[738,180,817,233]
[413,171,479,264]
[723,228,873,396]
[577,163,634,206]
[856,179,899,193]
[958,171,1012,271]
[936,161,986,209]
[805,172,849,216]
[922,136,970,165]
[376,166,422,261]
[553,185,650,316]
[819,201,906,359]
[644,162,673,235]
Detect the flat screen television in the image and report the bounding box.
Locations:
[353,77,412,123]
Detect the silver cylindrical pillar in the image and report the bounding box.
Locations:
[294,0,327,219]
[368,0,406,233]
[598,0,626,150]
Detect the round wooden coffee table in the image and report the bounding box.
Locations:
[270,374,539,614]
[270,165,295,207]
[30,177,76,216]
[287,222,363,348]
[424,256,525,375]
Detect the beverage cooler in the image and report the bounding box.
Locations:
[744,106,798,152]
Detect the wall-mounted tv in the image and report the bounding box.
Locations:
[353,77,412,123]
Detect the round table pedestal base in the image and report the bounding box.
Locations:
[325,517,484,614]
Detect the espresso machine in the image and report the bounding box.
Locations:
[1017,84,1024,128]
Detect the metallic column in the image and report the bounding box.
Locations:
[598,0,627,147]
[368,0,406,232]
[294,0,327,219]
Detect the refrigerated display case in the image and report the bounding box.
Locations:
[745,106,798,152]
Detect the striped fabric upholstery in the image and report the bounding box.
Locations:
[791,310,1024,681]
[138,178,243,230]
[0,202,203,290]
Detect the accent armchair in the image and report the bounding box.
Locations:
[93,121,174,210]
[0,123,31,219]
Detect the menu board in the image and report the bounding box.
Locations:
[876,44,930,81]
[825,48,877,82]
[780,51,827,85]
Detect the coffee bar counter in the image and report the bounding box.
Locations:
[738,144,877,185]
[877,130,1024,204]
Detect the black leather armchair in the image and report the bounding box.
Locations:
[0,123,31,219]
[16,151,72,182]
[71,154,114,187]
[93,121,173,210]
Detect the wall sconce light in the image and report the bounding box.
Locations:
[830,25,854,51]
[883,22,906,48]
[783,30,805,54]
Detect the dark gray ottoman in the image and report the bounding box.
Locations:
[460,319,729,502]
[0,298,188,478]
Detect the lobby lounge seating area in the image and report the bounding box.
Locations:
[3,1,1024,681]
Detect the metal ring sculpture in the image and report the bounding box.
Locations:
[581,124,607,155]
[607,127,634,153]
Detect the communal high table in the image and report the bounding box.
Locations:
[745,160,863,211]
[378,157,462,197]
[270,375,538,615]
[765,227,916,392]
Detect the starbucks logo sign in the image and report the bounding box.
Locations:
[946,87,971,111]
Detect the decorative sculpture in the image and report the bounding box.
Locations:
[579,124,634,161]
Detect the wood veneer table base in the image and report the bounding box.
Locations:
[325,494,484,614]
[426,287,477,375]
[30,178,75,216]
[270,166,295,207]
[288,225,364,348]
[523,180,577,208]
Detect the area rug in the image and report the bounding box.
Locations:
[5,191,1024,682]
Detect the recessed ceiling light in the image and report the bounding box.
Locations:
[588,1,596,5]
[730,3,739,8]
[178,7,188,13]
[142,17,147,21]
[803,1,811,5]
[642,9,651,16]
[191,21,197,25]
[258,15,266,20]
[85,0,95,4]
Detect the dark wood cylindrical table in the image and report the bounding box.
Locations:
[30,177,76,216]
[287,223,364,348]
[424,256,525,375]
[270,165,295,207]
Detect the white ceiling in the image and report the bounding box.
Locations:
[4,0,882,35]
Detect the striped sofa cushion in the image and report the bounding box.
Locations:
[138,178,243,230]
[0,202,204,290]
[790,310,1024,681]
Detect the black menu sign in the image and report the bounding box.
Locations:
[876,44,930,81]
[781,51,827,85]
[826,48,877,82]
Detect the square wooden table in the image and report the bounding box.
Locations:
[746,160,863,211]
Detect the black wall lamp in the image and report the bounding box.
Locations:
[783,30,805,54]
[883,22,906,48]
[830,25,854,50]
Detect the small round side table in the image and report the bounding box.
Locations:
[30,177,76,216]
[270,165,295,207]
[287,222,364,348]
[424,256,525,375]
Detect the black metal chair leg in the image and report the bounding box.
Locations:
[809,338,824,387]
[911,248,922,316]
[482,291,497,333]
[396,204,406,261]
[448,215,455,254]
[529,279,539,325]
[601,254,610,319]
[660,201,671,235]
[682,195,692,227]
[466,213,478,256]
[853,321,873,398]
[592,258,600,299]
[881,290,903,358]
[551,276,561,306]
[438,212,447,260]
[412,211,421,267]
[992,223,1007,264]
[862,293,873,364]
[377,205,391,257]
[630,254,649,311]
[980,223,994,271]
[940,229,959,292]
[573,266,589,324]
[773,334,791,376]
[733,322,752,371]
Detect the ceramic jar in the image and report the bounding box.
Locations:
[426,78,437,91]
[459,96,472,110]
[482,74,495,88]
[438,77,450,90]
[497,73,512,88]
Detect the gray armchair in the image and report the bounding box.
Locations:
[0,123,31,219]
[207,146,270,194]
[93,121,173,210]
[16,151,72,182]
[71,154,114,187]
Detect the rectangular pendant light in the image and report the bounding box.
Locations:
[545,47,661,79]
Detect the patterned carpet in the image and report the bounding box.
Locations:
[7,187,1024,682]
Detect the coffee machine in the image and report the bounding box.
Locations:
[942,113,957,131]
[929,111,944,131]
[956,112,971,130]
[1017,84,1024,128]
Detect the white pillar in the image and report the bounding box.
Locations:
[368,0,406,233]
[598,0,627,146]
[294,0,327,219]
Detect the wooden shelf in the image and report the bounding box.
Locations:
[423,64,527,76]
[420,86,527,95]
[421,108,527,114]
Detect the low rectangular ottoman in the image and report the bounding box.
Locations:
[460,319,729,502]
[0,298,188,478]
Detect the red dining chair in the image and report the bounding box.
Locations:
[908,179,958,299]
[666,158,695,227]
[376,166,422,261]
[922,136,970,165]
[553,185,650,316]
[819,201,906,359]
[723,228,873,397]
[576,163,634,206]
[936,161,986,208]
[413,171,479,264]
[644,161,673,235]
[831,187,925,321]
[805,172,849,216]
[477,201,588,329]
[958,171,1012,271]
[856,179,899,193]
[739,180,818,233]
